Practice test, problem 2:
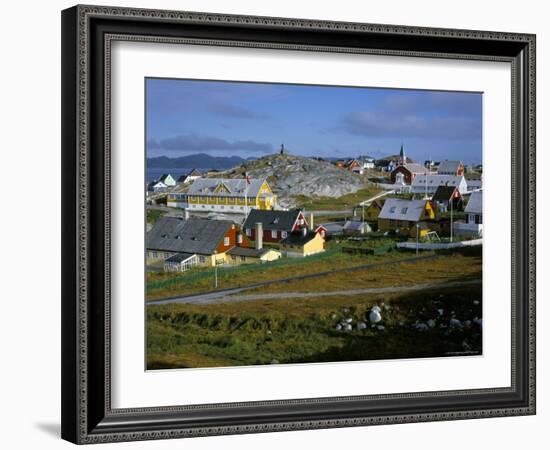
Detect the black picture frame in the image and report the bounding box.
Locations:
[61,4,536,444]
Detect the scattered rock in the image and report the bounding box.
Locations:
[344,324,353,331]
[449,318,462,328]
[376,325,385,331]
[345,317,353,324]
[415,323,429,332]
[335,324,342,331]
[369,307,382,323]
[437,309,444,316]
[357,322,367,331]
[427,319,436,328]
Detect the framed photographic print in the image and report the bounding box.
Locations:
[61,5,536,444]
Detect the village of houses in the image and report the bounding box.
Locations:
[145,145,483,368]
[146,146,482,276]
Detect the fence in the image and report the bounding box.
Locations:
[147,247,342,291]
[396,238,482,251]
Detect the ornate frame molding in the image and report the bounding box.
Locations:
[62,5,536,444]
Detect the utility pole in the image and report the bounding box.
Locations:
[416,223,420,255]
[214,265,218,288]
[450,195,454,243]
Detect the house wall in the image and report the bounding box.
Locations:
[227,249,282,265]
[390,166,413,184]
[366,204,381,220]
[215,225,250,254]
[281,233,325,257]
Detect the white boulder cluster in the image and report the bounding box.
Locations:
[333,304,389,333]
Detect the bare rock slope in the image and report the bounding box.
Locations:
[222,154,364,208]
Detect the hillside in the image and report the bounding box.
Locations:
[220,153,365,208]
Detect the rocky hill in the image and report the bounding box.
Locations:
[220,154,365,208]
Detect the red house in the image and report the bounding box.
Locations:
[243,209,309,243]
[390,163,427,185]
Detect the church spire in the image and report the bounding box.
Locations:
[399,144,406,166]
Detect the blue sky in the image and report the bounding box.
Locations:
[146,78,482,164]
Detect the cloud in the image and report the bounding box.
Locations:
[341,111,481,140]
[208,103,270,120]
[148,134,274,153]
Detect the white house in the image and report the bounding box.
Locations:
[411,174,468,195]
[454,191,483,237]
[147,180,167,192]
[158,173,176,187]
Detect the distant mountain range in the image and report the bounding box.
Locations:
[147,154,249,170]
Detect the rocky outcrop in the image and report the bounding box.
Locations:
[221,154,364,208]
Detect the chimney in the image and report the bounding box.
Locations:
[309,212,314,230]
[255,222,263,250]
[183,209,190,220]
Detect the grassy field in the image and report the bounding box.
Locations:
[146,247,409,300]
[294,186,381,211]
[147,282,482,369]
[245,249,481,295]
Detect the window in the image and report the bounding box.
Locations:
[245,228,251,236]
[401,207,408,214]
[240,256,246,262]
[224,237,230,246]
[271,230,278,239]
[231,255,236,261]
[389,206,396,213]
[281,231,287,239]
[237,234,243,244]
[152,251,158,258]
[199,256,206,264]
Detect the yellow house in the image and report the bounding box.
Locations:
[377,198,436,237]
[226,246,282,265]
[185,177,277,213]
[279,229,325,258]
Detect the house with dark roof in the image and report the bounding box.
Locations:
[279,228,325,257]
[243,209,308,244]
[432,185,464,212]
[146,216,250,267]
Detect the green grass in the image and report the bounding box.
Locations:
[147,283,482,369]
[245,249,481,295]
[146,246,405,300]
[294,186,382,211]
[146,209,164,225]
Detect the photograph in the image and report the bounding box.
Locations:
[144,78,484,370]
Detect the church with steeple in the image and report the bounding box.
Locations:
[390,144,427,185]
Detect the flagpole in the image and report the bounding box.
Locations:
[244,172,248,219]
